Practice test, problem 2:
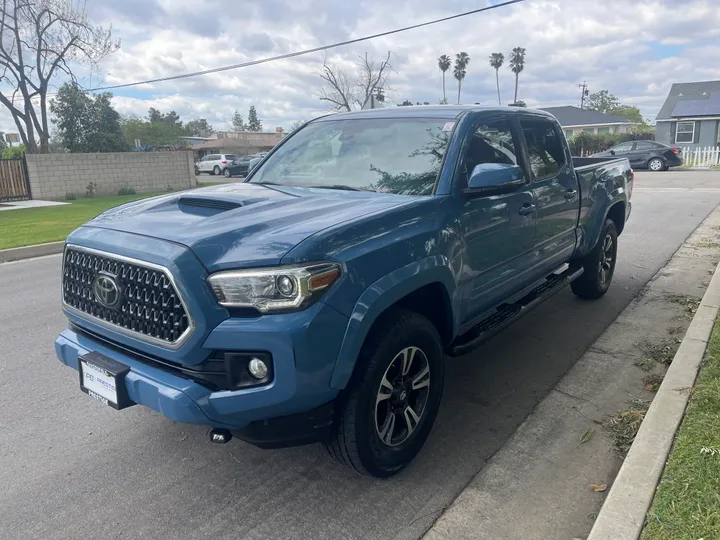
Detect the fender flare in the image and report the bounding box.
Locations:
[329,255,457,390]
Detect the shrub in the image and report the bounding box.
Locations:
[117,184,137,196]
[2,144,25,159]
[65,192,76,200]
[85,181,97,197]
[166,184,174,192]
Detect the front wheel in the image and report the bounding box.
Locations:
[571,219,618,299]
[223,168,232,178]
[324,309,444,477]
[648,158,664,172]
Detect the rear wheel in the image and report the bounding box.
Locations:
[571,219,618,299]
[648,157,664,171]
[213,165,221,175]
[324,309,444,477]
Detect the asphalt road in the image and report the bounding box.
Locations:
[1,171,719,540]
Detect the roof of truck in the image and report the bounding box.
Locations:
[314,105,556,121]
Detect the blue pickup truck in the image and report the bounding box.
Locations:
[56,106,632,477]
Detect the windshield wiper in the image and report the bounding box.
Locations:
[305,184,370,192]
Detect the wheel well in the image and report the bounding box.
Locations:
[378,283,453,346]
[607,202,626,235]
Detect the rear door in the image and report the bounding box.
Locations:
[456,113,537,324]
[519,116,580,275]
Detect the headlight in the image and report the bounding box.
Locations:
[207,263,342,313]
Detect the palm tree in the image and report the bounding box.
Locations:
[437,55,451,103]
[454,52,470,105]
[509,47,526,103]
[489,53,504,105]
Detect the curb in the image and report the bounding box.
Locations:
[0,241,64,263]
[587,259,720,539]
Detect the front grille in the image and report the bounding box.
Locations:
[62,246,192,347]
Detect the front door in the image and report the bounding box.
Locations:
[456,115,537,325]
[520,117,580,274]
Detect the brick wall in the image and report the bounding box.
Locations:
[26,152,196,200]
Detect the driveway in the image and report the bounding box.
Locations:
[1,170,719,540]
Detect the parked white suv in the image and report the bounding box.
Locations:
[196,154,237,175]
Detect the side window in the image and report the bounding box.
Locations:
[460,119,523,186]
[520,119,566,179]
[634,141,656,150]
[612,142,634,153]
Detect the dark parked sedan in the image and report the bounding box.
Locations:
[223,156,254,178]
[592,140,683,171]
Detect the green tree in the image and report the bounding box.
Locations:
[232,110,245,131]
[585,90,621,114]
[247,106,262,131]
[121,118,184,148]
[489,53,504,105]
[147,108,182,128]
[185,119,214,137]
[398,100,414,106]
[454,52,470,105]
[509,47,526,103]
[50,82,126,152]
[289,120,307,132]
[437,54,451,103]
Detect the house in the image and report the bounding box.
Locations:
[539,106,638,139]
[193,130,287,157]
[655,80,720,149]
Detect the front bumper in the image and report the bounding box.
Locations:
[55,298,348,437]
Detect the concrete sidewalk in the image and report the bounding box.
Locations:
[423,205,720,540]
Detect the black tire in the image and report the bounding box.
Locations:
[571,219,618,300]
[223,168,232,178]
[648,157,664,172]
[213,165,221,176]
[324,309,444,477]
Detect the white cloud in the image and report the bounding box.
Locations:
[2,0,720,135]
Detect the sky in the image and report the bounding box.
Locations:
[2,0,720,134]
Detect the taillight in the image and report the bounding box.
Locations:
[221,160,227,164]
[671,148,679,155]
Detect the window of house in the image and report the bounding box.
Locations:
[597,127,611,134]
[460,119,523,187]
[676,121,695,144]
[520,119,566,179]
[565,129,574,138]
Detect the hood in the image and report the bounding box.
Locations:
[84,183,412,271]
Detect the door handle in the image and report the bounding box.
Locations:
[565,189,578,200]
[518,203,535,216]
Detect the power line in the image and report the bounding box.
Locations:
[89,0,527,92]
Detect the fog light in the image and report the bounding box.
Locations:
[248,358,268,379]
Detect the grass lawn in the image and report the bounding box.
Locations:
[0,193,164,250]
[642,322,720,539]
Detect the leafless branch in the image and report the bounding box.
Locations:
[0,0,119,152]
[317,51,394,112]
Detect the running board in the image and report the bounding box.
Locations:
[447,266,584,357]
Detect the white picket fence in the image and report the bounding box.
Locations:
[683,146,720,167]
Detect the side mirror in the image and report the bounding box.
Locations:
[464,163,525,196]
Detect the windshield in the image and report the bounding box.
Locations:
[249,117,452,195]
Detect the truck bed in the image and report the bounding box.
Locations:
[572,156,629,171]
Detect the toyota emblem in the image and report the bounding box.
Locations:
[93,273,121,308]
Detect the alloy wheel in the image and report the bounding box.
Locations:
[374,346,431,447]
[599,233,614,284]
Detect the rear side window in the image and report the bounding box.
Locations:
[520,119,566,179]
[635,141,658,150]
[224,155,236,160]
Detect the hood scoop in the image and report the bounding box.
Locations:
[178,195,243,212]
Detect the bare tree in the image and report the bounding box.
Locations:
[318,51,393,111]
[0,0,119,153]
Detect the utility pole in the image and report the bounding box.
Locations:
[578,82,589,109]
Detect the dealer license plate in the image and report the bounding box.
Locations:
[78,351,133,410]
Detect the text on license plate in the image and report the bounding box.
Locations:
[81,360,118,405]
